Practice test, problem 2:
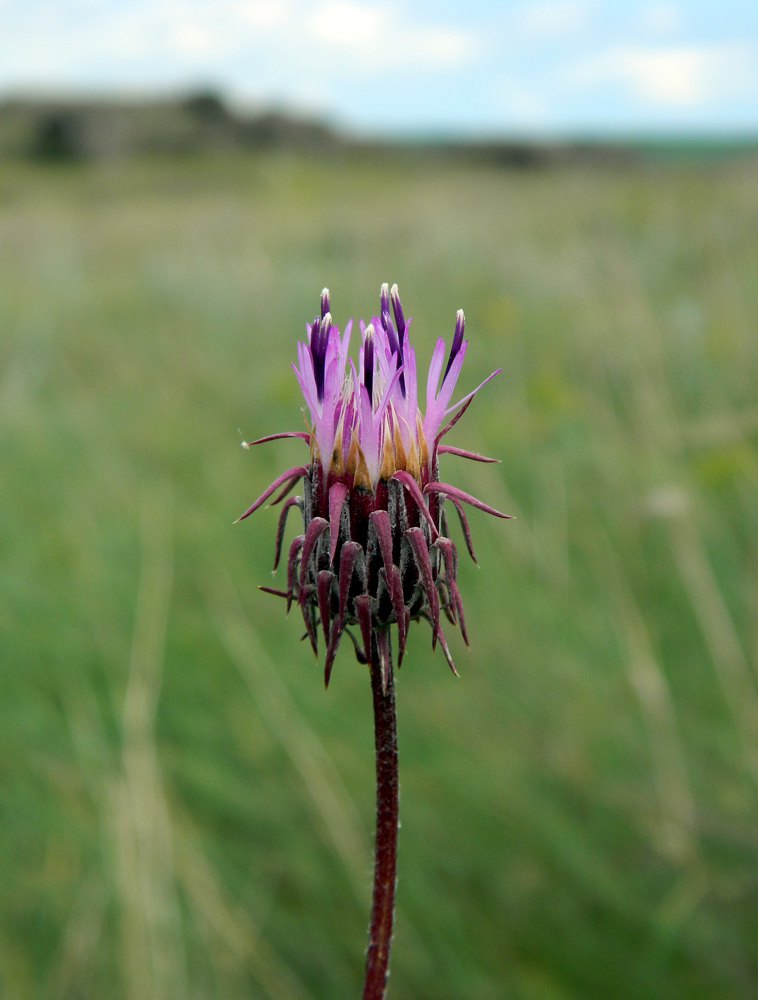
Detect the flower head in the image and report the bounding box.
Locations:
[238,285,510,689]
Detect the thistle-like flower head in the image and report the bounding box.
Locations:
[238,285,510,689]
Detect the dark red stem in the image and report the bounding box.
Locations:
[361,653,399,1000]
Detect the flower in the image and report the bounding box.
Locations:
[238,284,511,689]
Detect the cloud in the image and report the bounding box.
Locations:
[516,1,592,39]
[0,0,477,90]
[306,2,476,68]
[412,26,473,65]
[566,44,755,107]
[229,0,291,27]
[640,3,683,35]
[309,2,383,46]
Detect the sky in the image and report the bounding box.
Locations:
[1,0,757,136]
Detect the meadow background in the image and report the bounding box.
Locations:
[2,146,758,999]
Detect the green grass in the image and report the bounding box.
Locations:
[2,150,758,999]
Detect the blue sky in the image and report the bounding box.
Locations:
[1,1,757,135]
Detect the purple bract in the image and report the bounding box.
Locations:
[238,283,511,689]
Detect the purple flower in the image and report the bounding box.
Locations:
[238,284,510,689]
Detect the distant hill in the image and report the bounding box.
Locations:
[1,93,756,166]
[0,92,341,160]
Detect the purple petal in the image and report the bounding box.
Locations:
[294,346,320,415]
[363,324,375,401]
[442,309,465,383]
[373,355,402,424]
[311,312,332,402]
[340,319,353,369]
[425,337,446,410]
[381,308,399,359]
[356,380,379,476]
[432,396,475,466]
[380,282,390,317]
[443,368,502,418]
[435,340,467,413]
[403,339,417,427]
[390,283,406,341]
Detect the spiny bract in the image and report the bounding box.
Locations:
[238,283,511,689]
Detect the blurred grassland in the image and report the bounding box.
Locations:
[2,149,758,999]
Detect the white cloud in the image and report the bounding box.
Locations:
[309,2,383,46]
[170,24,214,56]
[640,3,683,35]
[229,0,290,27]
[306,2,475,67]
[566,44,755,107]
[0,0,477,89]
[517,1,592,39]
[413,26,472,65]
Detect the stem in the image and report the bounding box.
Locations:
[361,655,399,1000]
